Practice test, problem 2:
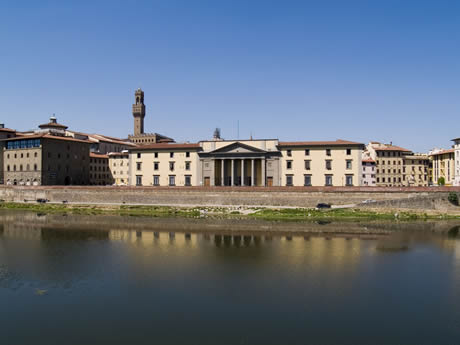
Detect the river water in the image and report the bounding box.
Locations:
[0,210,459,345]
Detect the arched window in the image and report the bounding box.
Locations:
[7,165,10,171]
[20,165,23,171]
[13,165,16,171]
[26,164,30,171]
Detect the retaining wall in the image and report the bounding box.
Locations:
[1,186,459,211]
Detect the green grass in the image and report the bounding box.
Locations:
[0,202,458,222]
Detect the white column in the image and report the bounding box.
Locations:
[241,159,245,186]
[231,159,234,186]
[251,159,255,186]
[261,158,266,186]
[221,159,225,186]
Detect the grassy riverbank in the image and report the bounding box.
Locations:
[0,201,458,221]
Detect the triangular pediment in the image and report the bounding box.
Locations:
[211,142,267,154]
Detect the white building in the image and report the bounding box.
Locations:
[453,137,460,186]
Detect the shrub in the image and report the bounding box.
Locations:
[438,177,446,186]
[448,192,459,206]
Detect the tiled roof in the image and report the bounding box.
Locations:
[90,152,109,159]
[0,128,16,133]
[278,139,364,147]
[372,145,411,152]
[429,148,455,156]
[38,122,68,129]
[1,133,90,144]
[362,158,376,163]
[132,143,201,150]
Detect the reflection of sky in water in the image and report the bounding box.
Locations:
[1,220,460,344]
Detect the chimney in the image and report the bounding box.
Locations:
[0,123,4,129]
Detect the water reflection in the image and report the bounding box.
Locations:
[0,210,460,345]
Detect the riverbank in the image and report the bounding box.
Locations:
[1,201,458,222]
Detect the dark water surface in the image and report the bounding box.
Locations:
[1,210,460,345]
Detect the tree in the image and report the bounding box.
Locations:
[438,177,445,186]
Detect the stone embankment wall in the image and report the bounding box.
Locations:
[0,186,459,211]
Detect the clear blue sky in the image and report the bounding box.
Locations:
[1,0,459,152]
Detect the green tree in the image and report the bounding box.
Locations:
[438,177,446,186]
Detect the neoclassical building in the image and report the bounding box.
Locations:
[129,137,364,187]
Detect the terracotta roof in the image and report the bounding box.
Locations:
[90,152,109,159]
[1,133,90,144]
[429,148,455,156]
[0,127,16,133]
[38,122,68,130]
[362,158,376,163]
[372,145,411,152]
[132,143,201,150]
[90,134,137,146]
[278,139,364,147]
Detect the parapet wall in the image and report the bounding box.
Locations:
[0,186,459,211]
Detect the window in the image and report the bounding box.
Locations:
[346,160,352,170]
[169,175,176,186]
[286,175,293,186]
[304,174,312,186]
[26,153,29,158]
[325,160,332,170]
[185,161,191,170]
[154,162,159,170]
[305,149,310,156]
[286,161,292,169]
[186,152,190,158]
[346,148,351,155]
[170,152,174,158]
[304,160,311,170]
[48,152,51,158]
[7,165,10,171]
[154,152,158,158]
[325,175,333,186]
[345,175,353,186]
[377,177,380,183]
[286,150,292,157]
[153,175,160,186]
[185,175,191,186]
[326,149,331,156]
[137,153,141,159]
[19,165,23,171]
[136,175,142,186]
[136,162,142,171]
[169,162,175,171]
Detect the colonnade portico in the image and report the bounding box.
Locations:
[214,158,265,186]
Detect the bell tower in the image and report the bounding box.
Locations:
[132,88,145,136]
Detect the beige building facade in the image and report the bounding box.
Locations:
[129,143,201,187]
[402,154,429,186]
[367,142,412,187]
[453,138,460,186]
[128,138,365,187]
[109,151,130,185]
[430,148,455,185]
[278,140,364,187]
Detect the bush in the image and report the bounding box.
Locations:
[448,192,459,206]
[438,177,446,186]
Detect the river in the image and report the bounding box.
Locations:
[0,210,459,345]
